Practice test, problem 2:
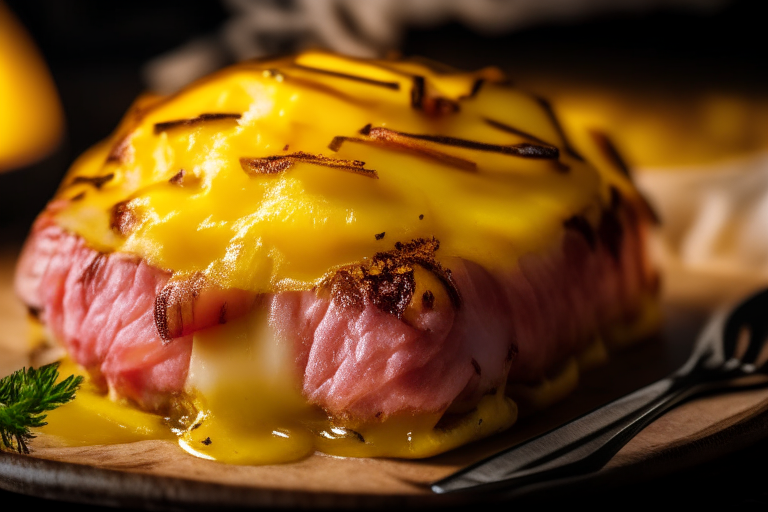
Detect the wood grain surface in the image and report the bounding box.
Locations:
[2,244,768,508]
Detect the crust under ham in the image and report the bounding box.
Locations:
[15,197,655,420]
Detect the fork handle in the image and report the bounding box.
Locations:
[434,377,711,493]
[432,376,685,493]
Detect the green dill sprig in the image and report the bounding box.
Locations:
[0,362,83,454]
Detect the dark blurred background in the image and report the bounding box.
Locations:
[2,0,768,508]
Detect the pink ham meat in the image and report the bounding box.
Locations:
[15,196,656,419]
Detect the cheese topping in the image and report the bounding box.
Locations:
[53,51,636,292]
[38,52,656,464]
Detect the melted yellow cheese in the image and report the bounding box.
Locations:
[0,2,64,171]
[38,52,656,464]
[54,51,636,293]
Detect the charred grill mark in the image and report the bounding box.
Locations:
[599,191,625,262]
[111,201,139,236]
[410,75,460,116]
[219,302,228,325]
[153,113,241,134]
[467,79,484,98]
[484,118,554,148]
[599,210,624,261]
[368,126,558,160]
[106,133,133,164]
[536,97,584,161]
[590,130,631,179]
[155,288,171,343]
[292,64,400,90]
[411,75,425,109]
[564,215,597,250]
[78,253,106,287]
[328,132,477,172]
[70,173,114,190]
[471,358,482,375]
[422,290,435,310]
[240,152,378,179]
[154,274,205,343]
[327,136,354,152]
[326,238,461,318]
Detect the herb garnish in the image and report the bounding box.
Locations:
[0,362,83,453]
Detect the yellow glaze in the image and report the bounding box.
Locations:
[54,51,638,293]
[0,2,64,172]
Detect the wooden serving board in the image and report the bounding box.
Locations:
[2,246,768,509]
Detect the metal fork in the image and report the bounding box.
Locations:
[433,287,768,494]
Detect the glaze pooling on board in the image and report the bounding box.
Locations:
[51,51,644,295]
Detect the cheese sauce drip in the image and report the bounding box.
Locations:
[53,52,636,292]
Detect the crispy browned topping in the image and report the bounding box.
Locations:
[325,238,461,319]
[169,169,186,185]
[564,215,596,250]
[154,273,206,343]
[241,152,378,179]
[293,63,401,90]
[70,173,114,190]
[536,97,584,161]
[111,200,139,236]
[410,75,460,116]
[328,131,477,172]
[375,232,385,240]
[422,290,435,309]
[368,126,559,160]
[590,130,631,179]
[153,113,241,134]
[106,133,134,164]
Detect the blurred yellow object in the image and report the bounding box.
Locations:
[524,80,768,169]
[0,2,64,172]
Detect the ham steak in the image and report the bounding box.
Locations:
[15,195,655,420]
